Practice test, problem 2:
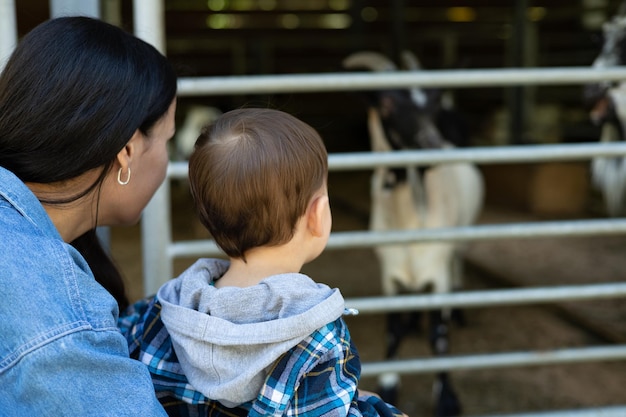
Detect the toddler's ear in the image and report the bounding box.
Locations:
[306,194,329,237]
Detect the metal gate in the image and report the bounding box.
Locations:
[152,64,626,417]
[4,2,626,416]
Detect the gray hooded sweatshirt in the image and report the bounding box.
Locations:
[157,258,346,408]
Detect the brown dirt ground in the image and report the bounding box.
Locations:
[111,171,626,417]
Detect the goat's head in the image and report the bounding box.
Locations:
[343,51,450,150]
[585,2,626,126]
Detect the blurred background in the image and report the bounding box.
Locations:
[12,0,620,219]
[13,0,621,150]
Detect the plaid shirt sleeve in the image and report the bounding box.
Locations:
[248,318,405,417]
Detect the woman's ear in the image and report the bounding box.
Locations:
[306,194,330,237]
[115,129,142,171]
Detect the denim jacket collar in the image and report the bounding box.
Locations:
[0,166,61,239]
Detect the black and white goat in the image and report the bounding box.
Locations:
[585,2,626,217]
[343,51,484,417]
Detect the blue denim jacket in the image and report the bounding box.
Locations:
[0,167,166,416]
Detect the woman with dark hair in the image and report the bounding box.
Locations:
[0,16,177,415]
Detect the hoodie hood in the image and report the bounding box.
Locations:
[157,258,345,407]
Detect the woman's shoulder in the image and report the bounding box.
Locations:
[0,213,120,376]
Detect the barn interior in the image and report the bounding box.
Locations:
[15,0,623,216]
[9,1,626,416]
[13,2,616,140]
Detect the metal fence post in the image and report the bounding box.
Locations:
[133,0,172,295]
[0,0,17,71]
[49,0,100,17]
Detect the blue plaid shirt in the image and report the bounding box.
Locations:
[119,297,403,417]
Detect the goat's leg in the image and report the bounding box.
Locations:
[388,312,412,356]
[378,311,417,404]
[449,253,466,327]
[429,310,461,417]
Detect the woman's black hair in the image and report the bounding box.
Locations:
[0,17,178,310]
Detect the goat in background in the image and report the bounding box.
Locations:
[174,105,223,161]
[343,51,484,417]
[585,1,626,217]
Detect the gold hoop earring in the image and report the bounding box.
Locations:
[117,167,131,185]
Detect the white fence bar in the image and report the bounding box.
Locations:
[133,0,171,296]
[0,0,17,70]
[133,0,165,54]
[168,218,626,258]
[50,0,99,17]
[167,142,626,179]
[345,282,626,313]
[328,218,626,246]
[177,67,626,96]
[473,406,626,417]
[360,345,626,376]
[323,142,626,170]
[142,187,172,295]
